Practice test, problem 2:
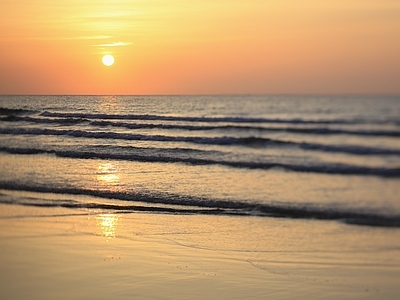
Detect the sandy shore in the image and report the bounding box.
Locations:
[1,203,399,300]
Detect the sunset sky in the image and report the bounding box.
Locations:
[1,0,399,95]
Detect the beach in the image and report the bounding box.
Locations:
[1,199,399,300]
[2,0,400,297]
[1,95,400,299]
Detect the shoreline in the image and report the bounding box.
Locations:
[1,203,400,299]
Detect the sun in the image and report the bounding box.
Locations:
[102,54,114,66]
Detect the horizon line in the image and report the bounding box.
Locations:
[1,93,400,97]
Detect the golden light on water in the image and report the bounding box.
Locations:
[97,163,119,185]
[98,95,118,112]
[96,214,120,239]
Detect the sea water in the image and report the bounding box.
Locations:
[2,95,400,298]
[0,95,400,226]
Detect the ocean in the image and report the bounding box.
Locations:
[2,95,400,299]
[0,95,400,227]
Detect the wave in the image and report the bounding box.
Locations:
[1,127,399,156]
[299,143,400,156]
[3,115,399,137]
[1,146,400,177]
[0,107,35,115]
[0,127,284,145]
[0,115,87,125]
[91,120,400,137]
[0,183,399,227]
[40,111,375,125]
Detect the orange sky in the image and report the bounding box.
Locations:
[1,0,399,95]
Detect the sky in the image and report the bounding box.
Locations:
[0,0,399,95]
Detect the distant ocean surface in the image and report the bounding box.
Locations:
[1,95,400,227]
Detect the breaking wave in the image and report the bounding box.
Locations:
[40,111,379,125]
[1,146,399,177]
[1,126,399,156]
[0,183,399,227]
[2,115,399,137]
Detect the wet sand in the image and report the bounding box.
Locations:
[1,203,399,300]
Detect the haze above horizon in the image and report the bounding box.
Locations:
[1,0,399,95]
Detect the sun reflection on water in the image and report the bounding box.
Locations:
[95,213,120,239]
[97,163,120,185]
[98,95,118,113]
